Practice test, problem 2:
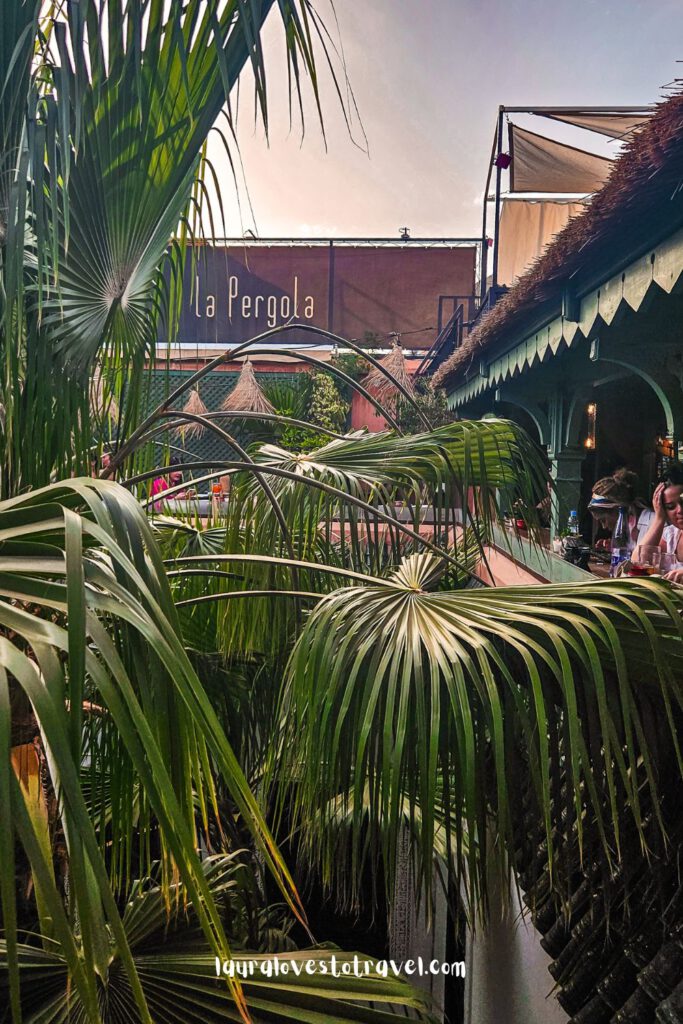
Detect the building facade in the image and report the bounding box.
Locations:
[436,92,683,550]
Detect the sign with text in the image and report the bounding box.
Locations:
[175,243,476,349]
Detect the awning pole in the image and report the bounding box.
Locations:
[480,124,498,303]
[491,107,505,291]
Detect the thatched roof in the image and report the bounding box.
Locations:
[221,359,275,414]
[176,387,208,438]
[361,344,415,401]
[435,87,683,388]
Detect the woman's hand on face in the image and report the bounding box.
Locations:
[653,482,668,521]
[664,568,683,585]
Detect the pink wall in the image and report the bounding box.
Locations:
[350,358,423,432]
[351,392,387,432]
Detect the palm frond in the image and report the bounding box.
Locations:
[228,418,548,572]
[0,0,350,493]
[0,479,303,1021]
[0,855,436,1024]
[280,553,683,918]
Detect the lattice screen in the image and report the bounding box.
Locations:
[145,368,301,466]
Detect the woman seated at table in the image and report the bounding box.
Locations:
[638,462,683,580]
[587,468,653,550]
[151,460,187,511]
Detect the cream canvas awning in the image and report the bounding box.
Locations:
[539,110,651,139]
[497,198,585,286]
[509,125,613,194]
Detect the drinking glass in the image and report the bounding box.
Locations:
[629,545,662,576]
[660,551,674,575]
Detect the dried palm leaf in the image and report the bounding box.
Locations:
[360,343,415,401]
[221,360,275,414]
[177,388,208,438]
[90,367,120,423]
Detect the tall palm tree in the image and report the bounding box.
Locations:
[1,0,344,494]
[0,3,421,1022]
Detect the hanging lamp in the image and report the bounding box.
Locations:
[177,387,208,438]
[361,342,416,403]
[221,359,275,414]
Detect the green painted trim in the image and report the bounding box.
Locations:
[491,525,593,583]
[447,225,683,408]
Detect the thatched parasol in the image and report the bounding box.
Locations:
[176,387,208,438]
[90,366,120,423]
[360,343,415,402]
[221,359,275,414]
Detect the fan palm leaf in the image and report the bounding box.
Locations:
[0,0,349,493]
[0,478,304,1022]
[0,856,436,1024]
[280,553,683,917]
[36,0,333,371]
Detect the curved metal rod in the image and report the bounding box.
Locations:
[103,321,429,476]
[144,411,301,601]
[227,348,402,433]
[103,323,315,476]
[165,554,398,588]
[171,410,348,439]
[176,590,321,607]
[126,461,484,583]
[138,409,348,448]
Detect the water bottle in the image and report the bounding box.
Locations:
[610,507,629,577]
[567,510,580,537]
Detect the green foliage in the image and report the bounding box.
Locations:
[309,372,349,432]
[0,479,303,1022]
[264,377,314,423]
[397,377,455,434]
[281,555,683,918]
[3,5,683,1020]
[0,856,435,1023]
[330,352,371,400]
[0,0,340,495]
[280,372,349,453]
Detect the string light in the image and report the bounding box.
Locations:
[584,402,597,449]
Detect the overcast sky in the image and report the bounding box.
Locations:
[206,0,683,240]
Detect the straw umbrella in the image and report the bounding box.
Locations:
[177,387,208,438]
[90,366,120,423]
[360,342,415,403]
[221,358,275,414]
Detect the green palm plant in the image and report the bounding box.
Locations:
[1,6,442,1020]
[1,0,344,494]
[280,553,683,916]
[158,416,545,656]
[0,478,305,1022]
[2,3,682,1020]
[144,403,683,931]
[1,855,435,1024]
